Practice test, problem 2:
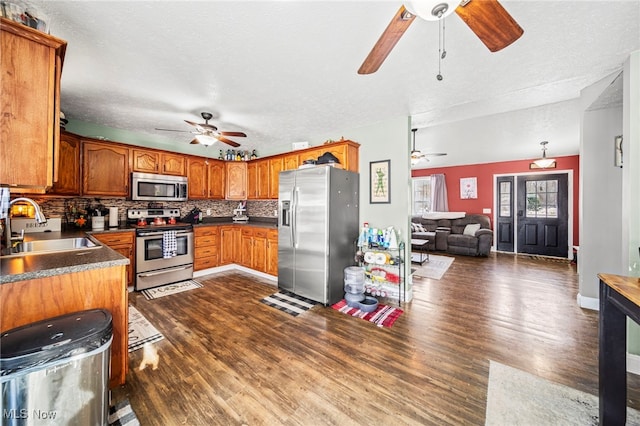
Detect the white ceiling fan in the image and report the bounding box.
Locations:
[411,128,447,166]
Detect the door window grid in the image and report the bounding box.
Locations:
[525,179,558,218]
[499,181,511,217]
[412,178,431,215]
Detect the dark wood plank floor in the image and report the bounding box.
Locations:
[112,253,640,425]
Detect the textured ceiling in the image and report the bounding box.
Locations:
[30,1,640,163]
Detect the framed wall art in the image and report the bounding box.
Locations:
[460,177,477,199]
[370,160,390,204]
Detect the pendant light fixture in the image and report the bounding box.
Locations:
[532,141,556,169]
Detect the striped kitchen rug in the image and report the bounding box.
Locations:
[331,299,403,328]
[141,279,203,300]
[260,290,320,316]
[109,399,140,426]
[128,305,164,353]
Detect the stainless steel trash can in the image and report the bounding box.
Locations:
[1,309,113,426]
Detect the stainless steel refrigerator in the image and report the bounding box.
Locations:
[278,166,359,305]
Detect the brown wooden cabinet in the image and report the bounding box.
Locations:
[92,231,135,287]
[50,130,81,195]
[220,225,240,265]
[225,162,247,200]
[0,18,66,193]
[268,158,283,199]
[188,157,225,200]
[187,156,208,199]
[207,160,225,199]
[132,148,186,176]
[0,266,128,388]
[247,162,258,199]
[247,159,270,200]
[266,229,278,276]
[240,227,268,272]
[82,140,130,197]
[194,226,219,271]
[283,153,299,171]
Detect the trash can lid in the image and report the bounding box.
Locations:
[1,309,112,374]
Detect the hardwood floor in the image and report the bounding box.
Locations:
[112,253,640,425]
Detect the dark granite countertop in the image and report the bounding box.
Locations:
[1,230,130,285]
[1,217,277,284]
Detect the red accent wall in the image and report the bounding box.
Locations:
[412,155,580,246]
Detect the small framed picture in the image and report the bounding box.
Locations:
[370,160,391,204]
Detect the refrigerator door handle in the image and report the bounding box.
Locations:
[292,186,299,248]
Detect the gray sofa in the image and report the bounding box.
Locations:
[411,214,493,257]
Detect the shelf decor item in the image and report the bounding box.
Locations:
[370,160,390,204]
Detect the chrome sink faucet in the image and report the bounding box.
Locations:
[5,197,47,249]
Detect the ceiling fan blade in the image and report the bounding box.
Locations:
[455,0,523,52]
[358,5,416,75]
[215,135,241,147]
[425,152,447,157]
[219,131,247,137]
[155,128,189,133]
[199,123,218,131]
[184,120,206,132]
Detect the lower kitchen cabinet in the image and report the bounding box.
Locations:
[266,229,278,276]
[240,228,268,272]
[194,226,219,270]
[92,231,135,286]
[220,225,240,265]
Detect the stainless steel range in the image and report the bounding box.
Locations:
[127,208,194,291]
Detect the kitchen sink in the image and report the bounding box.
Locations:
[2,237,101,257]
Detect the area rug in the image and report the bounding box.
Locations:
[109,399,140,426]
[260,290,320,316]
[485,360,640,425]
[331,299,403,328]
[412,254,454,280]
[128,305,164,353]
[141,279,203,300]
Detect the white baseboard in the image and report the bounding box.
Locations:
[193,264,277,285]
[577,293,599,311]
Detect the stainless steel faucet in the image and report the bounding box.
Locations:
[5,197,47,250]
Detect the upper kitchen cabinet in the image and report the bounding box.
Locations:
[268,157,283,199]
[82,139,129,197]
[187,157,225,199]
[132,148,186,176]
[247,159,269,200]
[50,130,81,195]
[0,18,67,193]
[225,162,247,200]
[297,140,360,173]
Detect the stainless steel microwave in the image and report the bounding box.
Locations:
[130,172,188,202]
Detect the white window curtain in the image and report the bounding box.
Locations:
[430,173,448,212]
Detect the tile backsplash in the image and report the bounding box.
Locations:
[19,197,278,226]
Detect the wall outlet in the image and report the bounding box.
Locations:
[273,209,278,217]
[206,209,211,216]
[483,208,491,214]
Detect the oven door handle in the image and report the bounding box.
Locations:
[137,230,191,237]
[137,265,193,277]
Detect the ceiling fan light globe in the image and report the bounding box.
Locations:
[405,0,461,21]
[195,134,217,146]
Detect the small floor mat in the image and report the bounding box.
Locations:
[141,279,203,300]
[261,290,320,316]
[109,398,140,426]
[128,305,164,353]
[331,299,403,328]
